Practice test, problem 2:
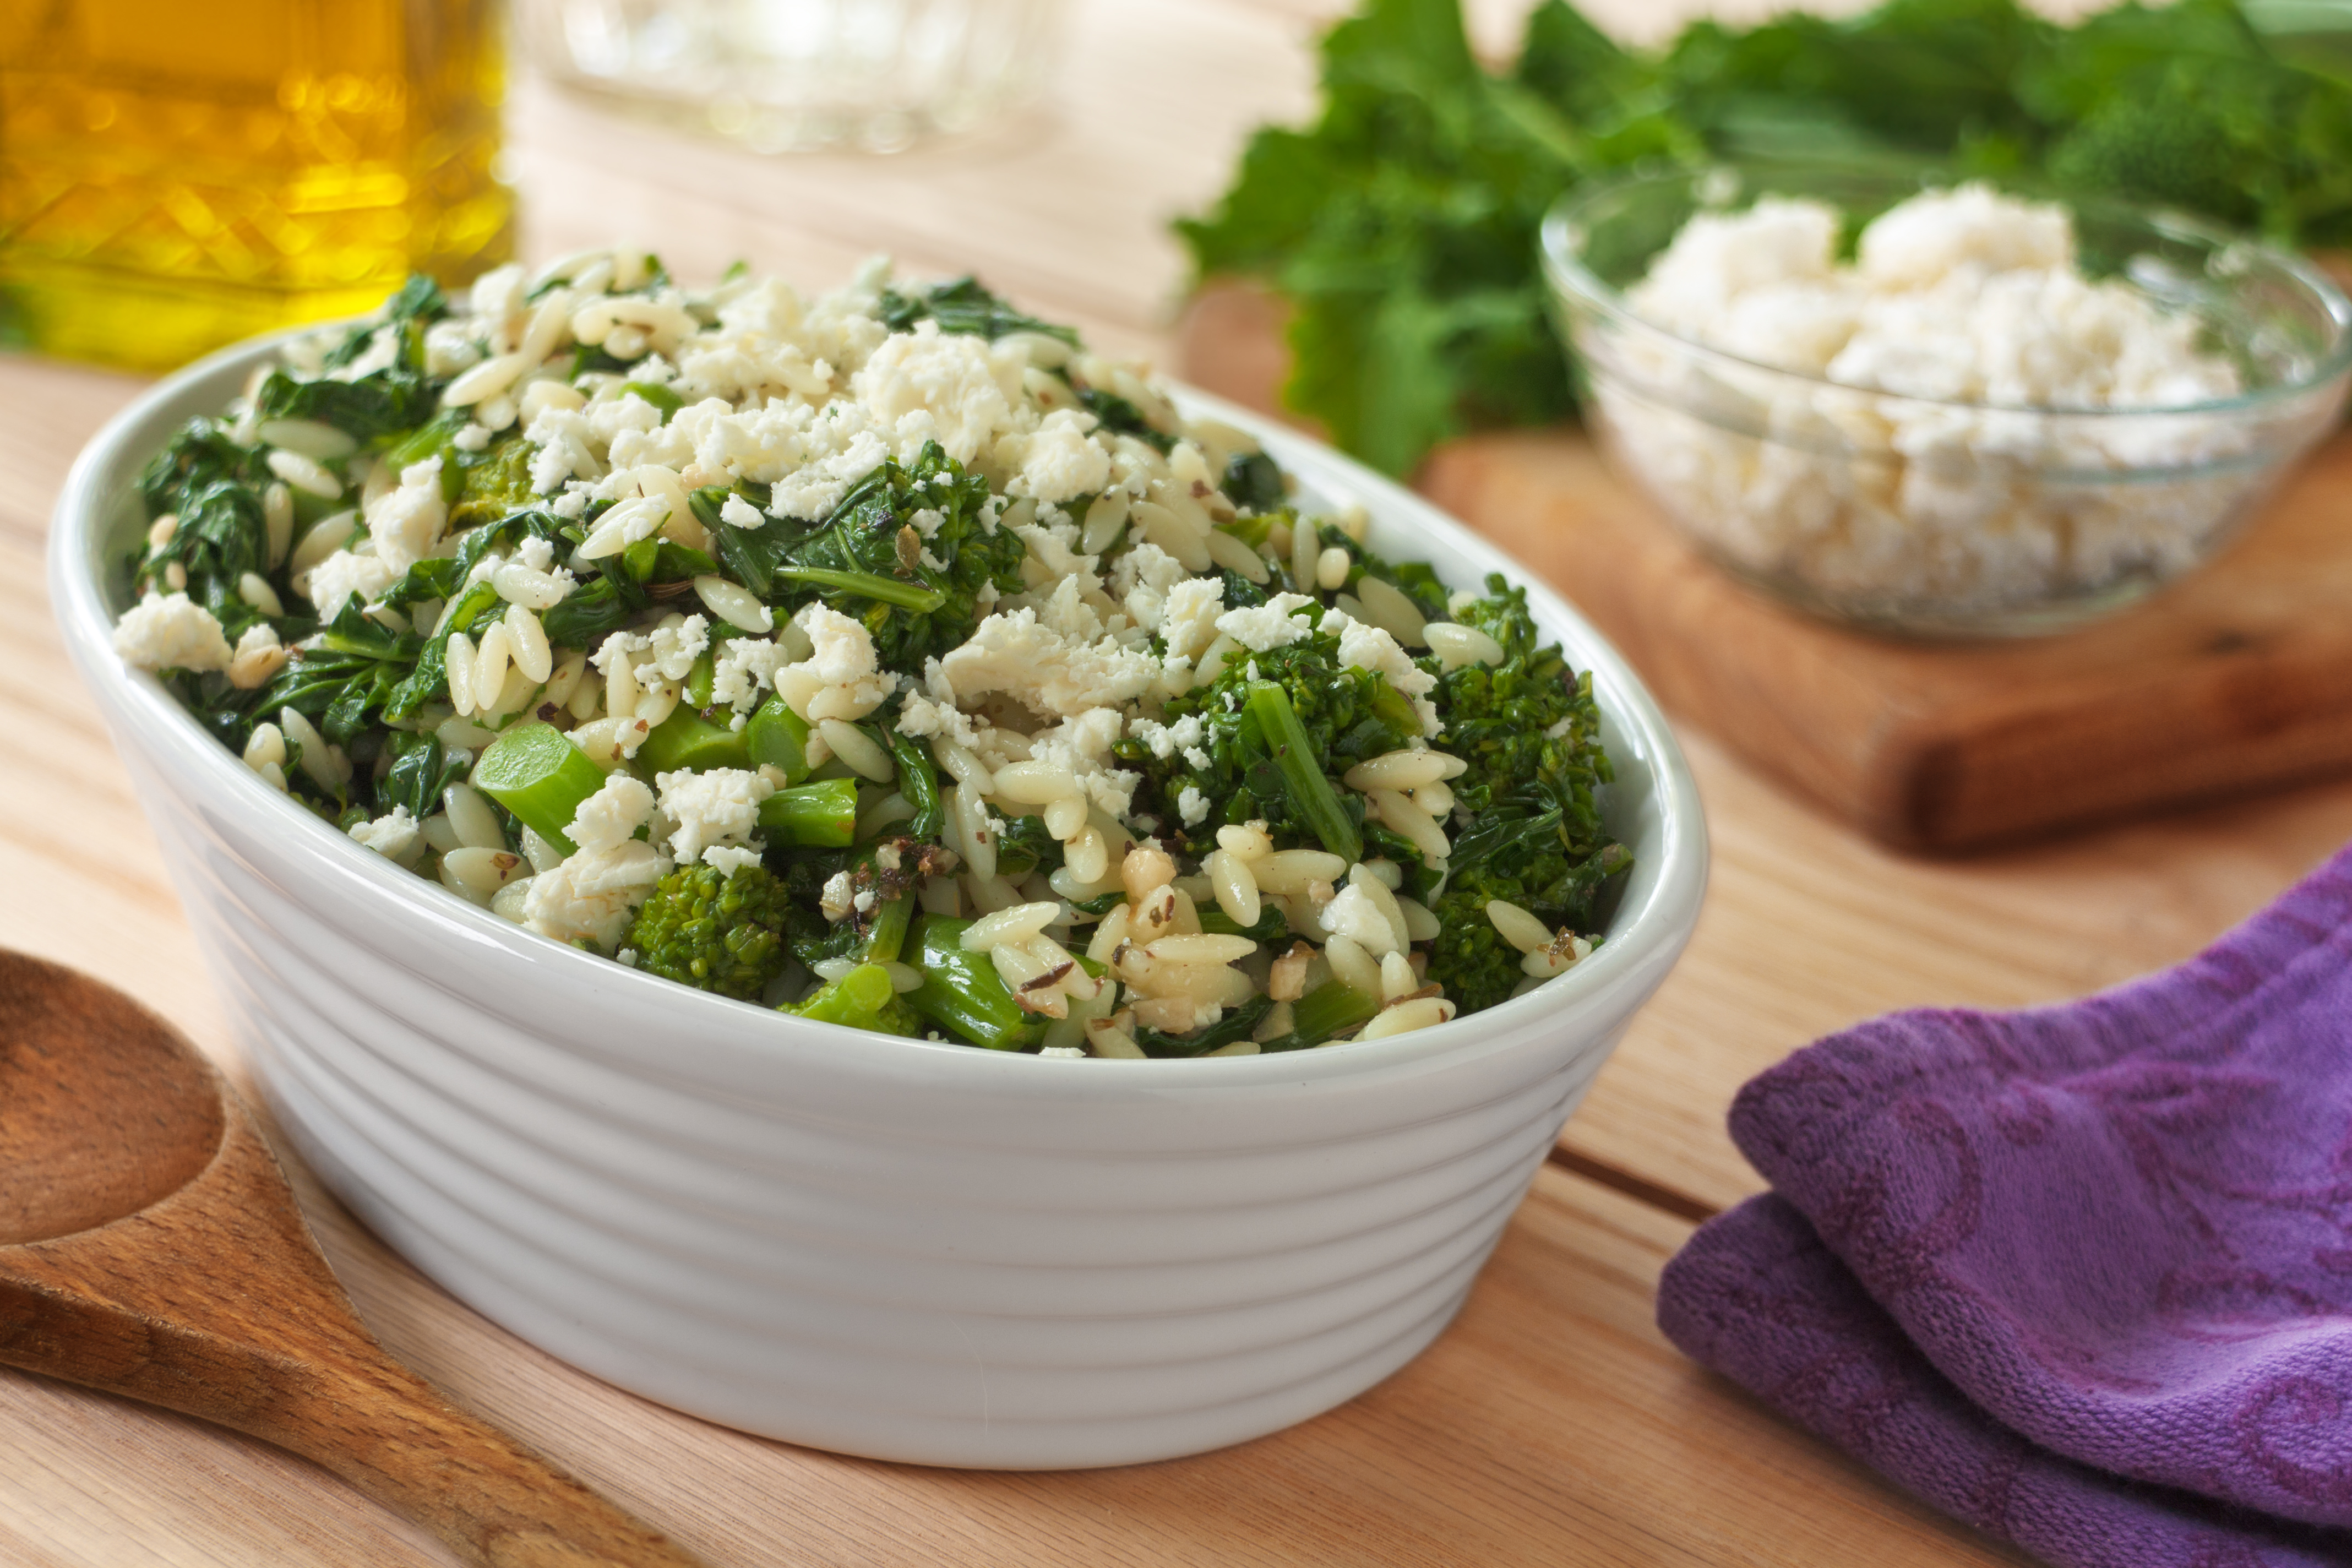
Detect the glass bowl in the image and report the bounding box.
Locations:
[520,0,1070,155]
[1539,162,2352,637]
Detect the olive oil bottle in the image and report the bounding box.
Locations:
[0,0,513,371]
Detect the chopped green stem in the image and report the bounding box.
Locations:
[745,695,811,782]
[758,777,859,847]
[770,567,945,613]
[685,652,714,710]
[782,963,896,1030]
[1259,980,1381,1053]
[470,721,608,854]
[1245,680,1360,863]
[863,885,914,966]
[636,706,748,776]
[885,729,944,839]
[905,916,1043,1051]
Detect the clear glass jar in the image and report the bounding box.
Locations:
[0,0,513,372]
[521,0,1070,155]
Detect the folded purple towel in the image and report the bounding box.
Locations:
[1657,844,2352,1562]
[1662,1196,2349,1567]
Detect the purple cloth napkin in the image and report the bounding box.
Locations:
[1657,843,2352,1565]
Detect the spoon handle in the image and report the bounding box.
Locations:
[255,1353,711,1568]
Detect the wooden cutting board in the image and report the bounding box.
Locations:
[1178,282,2352,852]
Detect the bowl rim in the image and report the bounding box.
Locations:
[1538,157,2352,422]
[48,325,1709,1087]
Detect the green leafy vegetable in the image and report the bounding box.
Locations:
[877,275,1082,344]
[1180,0,2352,476]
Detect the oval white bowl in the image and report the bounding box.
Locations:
[50,331,1708,1468]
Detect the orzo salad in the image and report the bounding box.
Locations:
[112,255,1629,1055]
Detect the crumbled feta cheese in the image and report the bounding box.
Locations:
[451,423,491,454]
[894,684,989,752]
[1177,785,1211,827]
[1025,706,1140,818]
[569,773,656,853]
[1159,576,1225,662]
[939,607,1161,718]
[655,767,774,867]
[366,456,448,574]
[348,804,419,860]
[596,614,711,688]
[1318,882,1401,959]
[1109,541,1189,633]
[1325,611,1440,736]
[112,592,232,672]
[1039,1044,1086,1058]
[524,840,668,948]
[819,869,856,923]
[1213,592,1317,653]
[1613,183,2261,613]
[711,634,790,714]
[999,409,1110,504]
[852,321,1026,466]
[768,603,893,722]
[303,549,395,617]
[719,492,765,529]
[702,845,764,875]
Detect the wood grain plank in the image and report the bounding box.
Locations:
[0,1164,2037,1568]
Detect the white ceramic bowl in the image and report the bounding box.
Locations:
[51,333,1708,1469]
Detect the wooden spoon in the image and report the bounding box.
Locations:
[0,950,710,1568]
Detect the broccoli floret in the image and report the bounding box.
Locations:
[1124,606,1422,858]
[628,862,795,1000]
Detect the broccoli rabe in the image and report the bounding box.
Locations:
[1419,575,1629,1010]
[695,443,1026,669]
[1426,821,1631,1013]
[781,963,922,1035]
[1125,606,1422,858]
[1434,575,1612,826]
[628,862,795,1001]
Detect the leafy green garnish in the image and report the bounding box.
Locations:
[877,275,1082,344]
[1180,0,2352,476]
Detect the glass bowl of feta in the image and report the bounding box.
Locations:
[1539,161,2352,637]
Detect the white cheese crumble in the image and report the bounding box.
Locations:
[1608,182,2279,614]
[1214,592,1318,653]
[349,804,420,859]
[771,602,893,721]
[366,456,449,574]
[655,767,775,868]
[1318,881,1401,959]
[112,592,232,672]
[524,840,668,948]
[569,773,657,853]
[303,549,395,617]
[939,607,1161,718]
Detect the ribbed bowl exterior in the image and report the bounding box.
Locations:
[52,335,1708,1468]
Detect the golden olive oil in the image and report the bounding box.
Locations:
[0,0,513,371]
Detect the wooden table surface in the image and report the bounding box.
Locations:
[5,2,2349,1563]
